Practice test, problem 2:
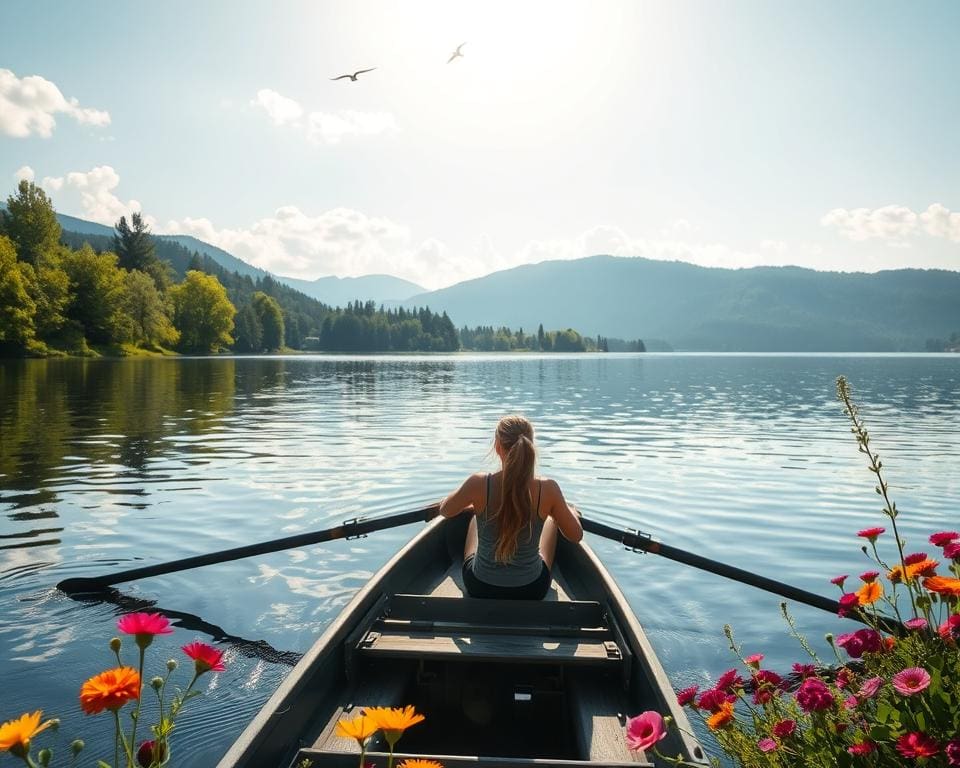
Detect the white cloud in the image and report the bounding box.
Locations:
[13,165,34,183]
[251,88,397,144]
[42,165,144,226]
[760,239,788,254]
[0,68,110,138]
[821,203,960,244]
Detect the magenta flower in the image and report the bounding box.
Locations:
[772,719,796,739]
[858,676,883,699]
[858,570,879,583]
[675,685,698,707]
[744,653,764,668]
[837,592,860,617]
[904,617,928,631]
[856,527,885,541]
[830,574,848,587]
[843,695,858,709]
[835,667,853,690]
[795,678,834,712]
[848,741,876,756]
[929,531,959,547]
[944,541,960,559]
[757,738,777,753]
[892,667,931,696]
[896,731,940,759]
[117,612,174,636]
[624,711,666,752]
[791,663,816,678]
[836,628,881,659]
[940,615,960,642]
[697,687,734,712]
[715,668,743,692]
[945,739,960,766]
[182,641,226,674]
[750,670,784,705]
[904,551,928,565]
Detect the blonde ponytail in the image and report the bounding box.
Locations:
[493,417,537,562]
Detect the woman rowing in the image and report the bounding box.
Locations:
[439,415,583,599]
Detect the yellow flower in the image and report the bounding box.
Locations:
[362,706,425,747]
[398,761,444,768]
[335,714,379,746]
[856,580,883,605]
[0,710,54,756]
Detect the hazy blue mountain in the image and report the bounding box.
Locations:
[406,255,960,351]
[54,214,425,307]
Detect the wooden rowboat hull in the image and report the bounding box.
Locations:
[217,515,707,768]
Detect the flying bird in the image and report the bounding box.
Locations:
[330,67,377,82]
[447,43,466,64]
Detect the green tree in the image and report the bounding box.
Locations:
[233,303,263,353]
[18,251,69,342]
[0,235,37,352]
[1,180,62,265]
[122,269,179,348]
[252,291,284,351]
[169,270,236,353]
[113,213,157,272]
[60,245,131,345]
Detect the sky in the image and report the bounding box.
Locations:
[1,0,959,290]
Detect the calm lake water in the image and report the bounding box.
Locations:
[1,354,958,766]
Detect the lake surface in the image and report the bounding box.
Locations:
[1,354,958,766]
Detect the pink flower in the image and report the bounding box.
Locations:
[830,574,849,587]
[772,719,796,739]
[945,541,960,559]
[624,711,666,752]
[744,653,764,669]
[697,688,733,712]
[945,739,960,766]
[896,732,940,759]
[835,667,853,689]
[836,628,882,659]
[791,663,816,678]
[715,668,743,692]
[676,685,698,708]
[751,670,783,705]
[892,667,931,696]
[117,612,173,636]
[857,527,885,541]
[843,695,858,709]
[904,617,928,631]
[182,641,226,674]
[904,552,928,566]
[859,570,879,583]
[757,738,777,753]
[837,592,860,617]
[848,741,876,756]
[929,531,959,547]
[858,676,883,699]
[795,678,834,712]
[940,615,960,642]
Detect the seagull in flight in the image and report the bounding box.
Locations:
[330,67,377,82]
[447,43,466,64]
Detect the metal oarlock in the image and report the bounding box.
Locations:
[623,527,652,553]
[343,517,368,540]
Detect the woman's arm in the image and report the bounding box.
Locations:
[544,479,583,542]
[439,473,484,518]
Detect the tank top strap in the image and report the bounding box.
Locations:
[485,472,492,513]
[536,479,543,515]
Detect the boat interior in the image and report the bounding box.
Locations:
[226,515,705,768]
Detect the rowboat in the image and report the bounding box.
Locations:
[216,514,708,768]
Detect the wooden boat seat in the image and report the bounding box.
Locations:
[355,594,624,666]
[296,750,651,768]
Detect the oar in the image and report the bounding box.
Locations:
[581,517,902,634]
[57,503,440,595]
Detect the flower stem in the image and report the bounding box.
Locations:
[130,644,146,765]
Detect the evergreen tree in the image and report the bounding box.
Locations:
[233,304,263,353]
[537,323,545,351]
[114,213,158,274]
[169,271,236,353]
[1,180,62,265]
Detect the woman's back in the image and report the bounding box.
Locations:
[472,473,545,587]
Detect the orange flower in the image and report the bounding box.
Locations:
[706,701,735,730]
[907,559,939,579]
[398,761,443,768]
[362,706,425,747]
[924,575,960,597]
[856,581,883,605]
[0,711,54,755]
[79,667,141,715]
[335,713,379,745]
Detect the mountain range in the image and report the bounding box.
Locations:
[53,213,960,351]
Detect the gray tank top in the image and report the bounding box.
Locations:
[471,474,545,587]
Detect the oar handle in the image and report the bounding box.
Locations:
[58,504,440,594]
[581,518,901,634]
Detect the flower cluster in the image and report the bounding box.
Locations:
[0,611,226,768]
[335,706,429,768]
[661,378,960,766]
